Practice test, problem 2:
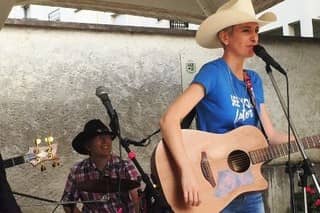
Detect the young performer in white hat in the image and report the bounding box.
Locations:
[160,0,290,212]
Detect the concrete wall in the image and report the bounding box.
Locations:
[0,21,319,212]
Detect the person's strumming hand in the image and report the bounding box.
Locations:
[181,165,201,206]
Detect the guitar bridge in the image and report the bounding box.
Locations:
[200,151,216,188]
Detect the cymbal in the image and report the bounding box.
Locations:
[76,177,140,193]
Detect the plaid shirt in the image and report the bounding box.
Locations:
[62,154,140,213]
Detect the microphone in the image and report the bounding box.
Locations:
[95,86,116,121]
[253,44,287,75]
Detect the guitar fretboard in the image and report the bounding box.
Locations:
[3,156,26,169]
[250,135,320,164]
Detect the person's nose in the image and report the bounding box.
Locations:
[251,32,258,45]
[100,135,112,143]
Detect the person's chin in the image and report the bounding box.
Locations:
[245,52,255,58]
[99,151,111,157]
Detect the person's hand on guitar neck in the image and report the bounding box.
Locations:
[180,163,201,206]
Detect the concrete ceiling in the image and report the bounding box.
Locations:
[1,0,283,29]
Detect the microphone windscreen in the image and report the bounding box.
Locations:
[96,86,108,97]
[253,44,265,57]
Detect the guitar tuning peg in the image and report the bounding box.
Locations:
[52,160,61,168]
[35,138,41,145]
[47,152,53,159]
[48,136,54,143]
[33,138,42,154]
[52,161,57,167]
[45,136,54,145]
[40,164,46,172]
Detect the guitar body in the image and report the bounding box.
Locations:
[151,126,269,213]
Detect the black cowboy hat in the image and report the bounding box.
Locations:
[72,119,115,155]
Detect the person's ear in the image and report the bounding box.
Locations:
[218,31,229,46]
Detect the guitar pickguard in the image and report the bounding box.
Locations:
[215,170,254,197]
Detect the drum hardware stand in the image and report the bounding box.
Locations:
[12,191,57,203]
[120,131,172,212]
[96,86,173,213]
[263,64,320,213]
[12,192,118,208]
[12,193,110,205]
[296,161,313,212]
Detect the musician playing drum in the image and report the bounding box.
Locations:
[61,119,141,213]
[160,0,291,212]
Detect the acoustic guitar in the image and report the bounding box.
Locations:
[151,125,319,212]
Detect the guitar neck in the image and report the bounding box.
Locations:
[250,135,320,164]
[3,155,26,169]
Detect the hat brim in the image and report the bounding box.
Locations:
[72,131,115,155]
[196,11,276,49]
[72,132,90,155]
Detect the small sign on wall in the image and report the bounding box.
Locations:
[185,61,196,73]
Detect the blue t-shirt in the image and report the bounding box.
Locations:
[192,58,264,134]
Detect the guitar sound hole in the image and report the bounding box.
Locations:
[227,150,250,173]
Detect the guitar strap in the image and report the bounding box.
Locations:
[243,71,270,143]
[180,71,270,139]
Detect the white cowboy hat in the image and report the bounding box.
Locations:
[195,0,277,49]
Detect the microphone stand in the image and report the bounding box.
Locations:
[264,64,320,213]
[105,105,172,212]
[125,129,160,147]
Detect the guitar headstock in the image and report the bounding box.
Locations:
[25,136,60,171]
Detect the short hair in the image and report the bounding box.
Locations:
[217,25,234,48]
